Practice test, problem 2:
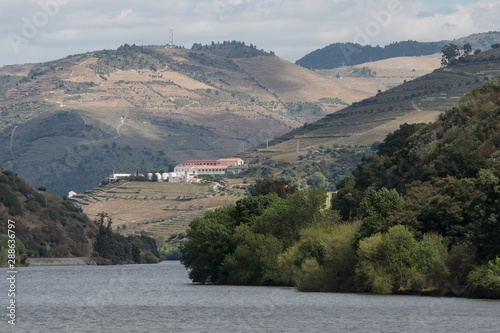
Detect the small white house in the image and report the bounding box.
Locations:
[67,191,78,198]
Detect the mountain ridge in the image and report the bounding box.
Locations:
[296,31,500,69]
[0,42,370,194]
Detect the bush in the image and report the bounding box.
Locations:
[466,257,500,298]
[143,251,160,264]
[0,173,8,183]
[356,225,417,294]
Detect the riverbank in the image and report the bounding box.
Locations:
[26,257,94,266]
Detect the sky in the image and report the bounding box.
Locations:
[0,0,499,67]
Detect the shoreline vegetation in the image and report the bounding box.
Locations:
[0,166,160,266]
[180,79,500,299]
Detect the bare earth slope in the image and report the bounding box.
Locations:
[0,43,372,194]
[238,48,500,165]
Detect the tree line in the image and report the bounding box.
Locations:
[180,78,500,298]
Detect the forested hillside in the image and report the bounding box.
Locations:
[181,78,500,298]
[296,41,444,69]
[0,166,159,265]
[296,31,500,69]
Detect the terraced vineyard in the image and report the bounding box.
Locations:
[72,181,248,244]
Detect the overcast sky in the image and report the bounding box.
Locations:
[0,0,498,67]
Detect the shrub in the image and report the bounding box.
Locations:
[466,257,500,298]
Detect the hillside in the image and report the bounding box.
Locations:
[0,166,161,265]
[0,166,93,263]
[233,47,500,190]
[316,53,442,96]
[180,78,500,298]
[0,42,372,195]
[328,77,500,296]
[296,31,500,69]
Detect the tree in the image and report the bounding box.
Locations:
[357,188,403,241]
[94,213,113,257]
[310,172,327,189]
[463,43,472,57]
[356,225,417,293]
[441,43,460,67]
[256,188,328,248]
[252,179,297,198]
[221,224,282,285]
[180,207,235,283]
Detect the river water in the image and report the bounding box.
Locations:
[1,261,499,332]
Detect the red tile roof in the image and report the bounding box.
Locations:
[184,160,218,163]
[175,165,228,170]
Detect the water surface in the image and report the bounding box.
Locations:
[1,261,499,332]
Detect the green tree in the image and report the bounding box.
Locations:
[356,225,418,293]
[94,213,113,258]
[358,188,403,240]
[466,257,500,298]
[441,43,460,67]
[252,179,297,198]
[310,172,328,189]
[279,220,360,292]
[412,233,449,290]
[256,187,327,248]
[180,207,235,283]
[221,224,282,285]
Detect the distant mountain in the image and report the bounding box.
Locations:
[296,41,444,69]
[0,42,370,195]
[296,31,500,69]
[237,47,500,190]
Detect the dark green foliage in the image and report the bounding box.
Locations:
[296,41,445,69]
[180,207,235,283]
[466,257,500,298]
[232,195,281,226]
[326,78,500,297]
[251,179,297,198]
[0,167,95,260]
[377,123,421,157]
[93,213,159,265]
[0,183,20,210]
[357,188,403,241]
[191,40,270,59]
[180,187,330,285]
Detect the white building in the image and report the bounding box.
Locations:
[173,158,246,178]
[174,165,228,177]
[109,173,132,182]
[179,158,244,167]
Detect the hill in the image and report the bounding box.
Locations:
[316,53,442,96]
[328,77,500,296]
[296,31,500,69]
[179,78,500,298]
[234,47,500,190]
[0,166,161,265]
[0,42,371,195]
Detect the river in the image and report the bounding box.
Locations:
[1,261,499,332]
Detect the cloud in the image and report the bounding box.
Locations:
[0,0,498,66]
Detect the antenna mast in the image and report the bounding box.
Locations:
[169,29,174,48]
